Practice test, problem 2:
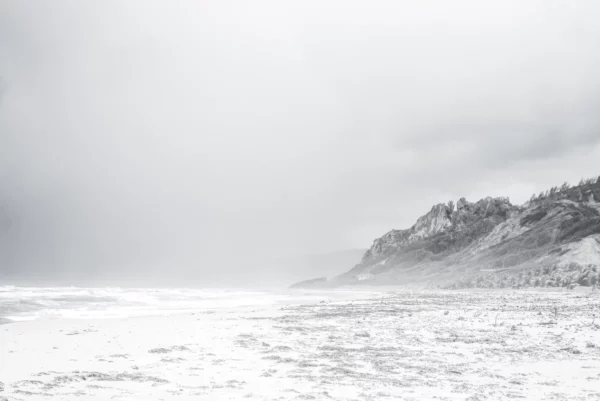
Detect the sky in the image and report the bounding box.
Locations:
[1,0,599,285]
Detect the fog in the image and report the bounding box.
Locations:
[1,1,600,286]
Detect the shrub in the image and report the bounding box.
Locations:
[578,273,591,286]
[520,210,548,226]
[558,204,600,242]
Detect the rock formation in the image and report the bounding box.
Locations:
[292,176,600,289]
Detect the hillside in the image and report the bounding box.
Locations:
[292,176,600,289]
[260,249,366,286]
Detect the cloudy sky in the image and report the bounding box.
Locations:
[1,1,599,285]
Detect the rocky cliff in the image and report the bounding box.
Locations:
[292,176,600,289]
[360,196,514,264]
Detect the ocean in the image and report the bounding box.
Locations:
[0,285,369,323]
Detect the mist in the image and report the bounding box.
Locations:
[1,0,600,286]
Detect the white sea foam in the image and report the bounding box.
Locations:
[0,286,372,322]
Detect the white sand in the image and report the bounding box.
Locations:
[1,289,600,400]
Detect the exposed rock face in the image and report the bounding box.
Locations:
[361,229,410,263]
[457,197,469,211]
[332,178,600,289]
[410,204,453,241]
[361,196,514,265]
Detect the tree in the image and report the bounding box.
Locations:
[561,182,570,192]
[447,200,455,212]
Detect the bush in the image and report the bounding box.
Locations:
[559,209,600,242]
[578,273,591,286]
[520,210,548,226]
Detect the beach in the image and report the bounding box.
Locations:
[1,287,600,400]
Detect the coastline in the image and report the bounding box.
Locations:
[1,289,599,400]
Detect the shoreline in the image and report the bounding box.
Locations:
[1,289,599,400]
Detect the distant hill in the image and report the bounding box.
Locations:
[292,175,600,289]
[273,249,365,286]
[289,277,327,289]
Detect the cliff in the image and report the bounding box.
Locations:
[292,176,600,289]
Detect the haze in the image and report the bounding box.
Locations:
[1,1,599,286]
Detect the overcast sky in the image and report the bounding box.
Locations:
[1,1,599,285]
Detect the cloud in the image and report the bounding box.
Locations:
[1,0,599,285]
[0,77,5,105]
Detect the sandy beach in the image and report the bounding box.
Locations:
[1,288,600,400]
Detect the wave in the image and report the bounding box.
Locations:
[0,286,282,322]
